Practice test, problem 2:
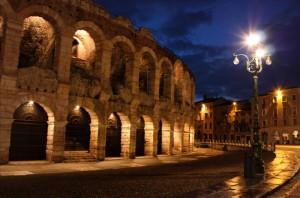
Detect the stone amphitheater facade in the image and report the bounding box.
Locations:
[0,0,196,163]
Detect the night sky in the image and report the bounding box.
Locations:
[97,0,300,101]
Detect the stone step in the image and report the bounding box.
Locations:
[64,151,96,162]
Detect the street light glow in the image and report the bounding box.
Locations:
[245,32,261,47]
[255,48,266,58]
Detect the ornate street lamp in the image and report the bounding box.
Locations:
[233,31,272,177]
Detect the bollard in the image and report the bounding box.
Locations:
[244,151,256,178]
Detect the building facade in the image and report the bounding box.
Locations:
[195,98,251,143]
[258,86,300,145]
[0,0,196,164]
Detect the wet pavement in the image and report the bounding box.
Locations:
[183,149,300,198]
[265,145,300,198]
[0,147,299,197]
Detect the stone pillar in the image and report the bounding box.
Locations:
[57,31,73,83]
[101,41,112,90]
[50,83,69,162]
[96,124,106,161]
[50,120,66,162]
[0,117,12,164]
[1,18,22,74]
[152,119,159,156]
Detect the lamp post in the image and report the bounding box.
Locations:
[233,32,272,177]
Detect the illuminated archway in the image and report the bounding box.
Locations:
[65,107,91,151]
[18,16,56,69]
[106,112,122,157]
[10,102,49,161]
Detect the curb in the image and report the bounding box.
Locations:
[261,156,300,198]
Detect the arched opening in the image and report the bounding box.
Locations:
[70,29,100,98]
[157,119,171,155]
[174,62,184,105]
[10,102,48,161]
[18,16,56,69]
[111,42,134,95]
[65,107,91,151]
[139,52,155,95]
[159,62,171,99]
[106,113,122,157]
[136,117,145,156]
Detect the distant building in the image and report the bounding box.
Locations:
[258,86,300,145]
[195,98,251,143]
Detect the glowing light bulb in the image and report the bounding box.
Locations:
[28,100,34,105]
[255,48,266,58]
[233,56,239,65]
[245,33,261,47]
[266,56,272,65]
[74,105,80,110]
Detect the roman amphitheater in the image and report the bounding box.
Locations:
[0,0,196,163]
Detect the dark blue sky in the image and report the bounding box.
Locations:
[97,0,300,101]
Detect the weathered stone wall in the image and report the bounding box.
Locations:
[0,0,196,164]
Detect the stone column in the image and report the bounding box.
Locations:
[96,123,106,161]
[0,117,12,164]
[57,30,73,83]
[1,18,22,75]
[50,120,66,162]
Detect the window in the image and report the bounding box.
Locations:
[205,113,208,119]
[210,112,213,118]
[205,123,207,129]
[209,123,212,129]
[274,120,277,126]
[293,107,297,117]
[282,96,287,103]
[284,119,287,126]
[294,119,297,126]
[292,95,296,101]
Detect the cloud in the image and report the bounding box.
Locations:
[160,10,212,38]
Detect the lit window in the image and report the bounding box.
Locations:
[282,96,287,103]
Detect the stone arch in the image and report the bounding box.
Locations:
[157,119,171,155]
[64,105,99,157]
[106,112,131,157]
[158,58,172,99]
[136,115,154,156]
[109,37,135,95]
[138,51,156,95]
[111,35,136,53]
[17,6,65,71]
[9,100,55,161]
[183,71,192,105]
[17,16,57,70]
[70,22,104,99]
[105,112,122,157]
[173,121,183,153]
[18,5,64,32]
[72,20,105,72]
[174,60,184,105]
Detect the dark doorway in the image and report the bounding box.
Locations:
[9,102,48,161]
[136,117,145,156]
[157,121,162,155]
[65,107,91,151]
[106,113,122,157]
